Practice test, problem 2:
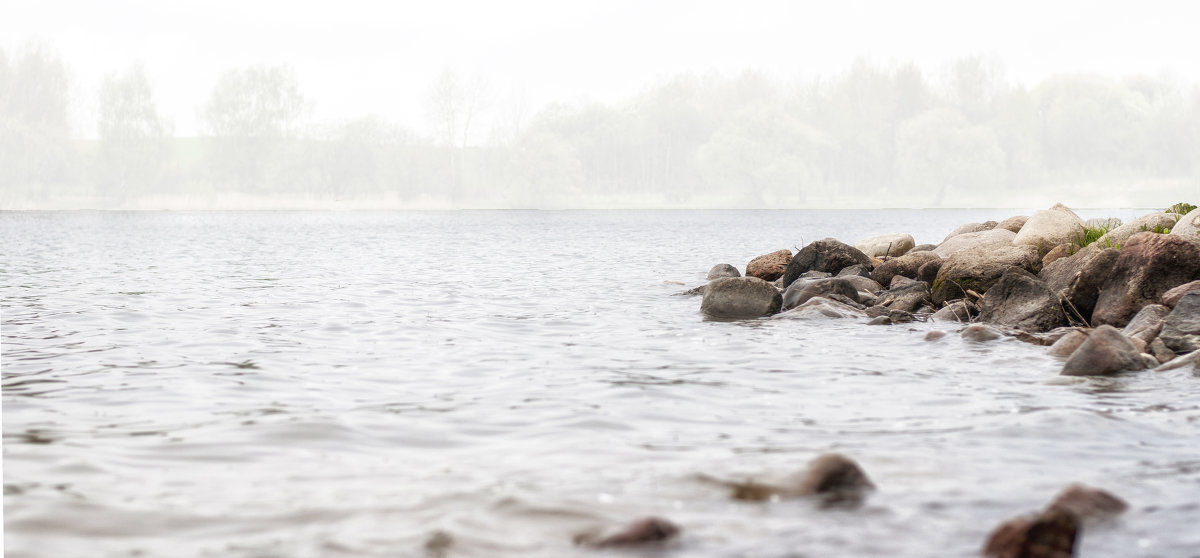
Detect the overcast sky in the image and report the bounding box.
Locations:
[6,0,1196,137]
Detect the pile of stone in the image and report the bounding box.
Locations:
[687,203,1200,376]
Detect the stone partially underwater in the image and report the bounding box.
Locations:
[686,202,1200,374]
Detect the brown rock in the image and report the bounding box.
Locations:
[1162,280,1200,308]
[575,517,681,548]
[1047,329,1088,357]
[933,228,1016,258]
[796,453,876,507]
[1041,244,1073,268]
[962,323,1004,342]
[1092,232,1200,327]
[871,251,942,287]
[979,268,1068,333]
[996,215,1030,233]
[1060,325,1151,376]
[1047,483,1127,524]
[924,330,948,341]
[943,221,999,242]
[1040,247,1120,325]
[931,244,1041,305]
[983,509,1078,558]
[745,249,792,282]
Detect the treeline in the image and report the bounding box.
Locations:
[2,44,1198,209]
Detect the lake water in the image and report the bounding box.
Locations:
[3,210,1198,558]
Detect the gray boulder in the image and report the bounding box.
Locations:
[701,277,782,319]
[933,228,1016,258]
[1094,211,1178,248]
[994,215,1029,233]
[1159,292,1200,352]
[1061,325,1152,376]
[1122,304,1171,345]
[854,233,915,258]
[781,239,873,289]
[1162,280,1200,308]
[1169,206,1200,245]
[978,268,1067,333]
[782,277,859,311]
[1040,247,1120,325]
[942,221,997,242]
[871,251,941,287]
[773,296,868,320]
[931,244,1040,305]
[1013,203,1086,253]
[1092,232,1200,327]
[707,263,741,280]
[746,249,792,282]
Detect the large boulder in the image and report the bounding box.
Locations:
[745,249,792,282]
[1169,206,1200,245]
[1093,211,1179,248]
[1061,325,1153,376]
[870,251,941,287]
[1162,280,1200,308]
[931,244,1040,305]
[1012,203,1086,253]
[979,268,1067,333]
[854,233,915,258]
[1159,292,1200,352]
[701,277,782,319]
[1039,247,1120,325]
[1091,232,1200,327]
[706,263,740,280]
[942,221,997,242]
[782,277,859,311]
[780,239,872,289]
[995,215,1029,233]
[932,228,1016,258]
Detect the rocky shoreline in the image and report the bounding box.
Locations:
[687,202,1200,377]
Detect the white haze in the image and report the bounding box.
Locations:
[2,0,1198,209]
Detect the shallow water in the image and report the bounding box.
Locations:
[3,209,1198,558]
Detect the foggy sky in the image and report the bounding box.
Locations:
[6,0,1197,138]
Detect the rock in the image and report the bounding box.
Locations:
[837,264,872,278]
[701,277,782,319]
[674,284,708,297]
[943,221,998,242]
[979,268,1068,333]
[911,243,937,252]
[925,330,947,341]
[1092,232,1200,327]
[575,516,681,548]
[774,297,867,320]
[916,259,942,285]
[871,251,942,287]
[962,323,1004,342]
[782,278,860,311]
[1122,304,1171,345]
[932,300,978,322]
[879,280,932,313]
[1162,280,1200,308]
[707,263,741,280]
[1013,203,1086,253]
[826,293,867,309]
[1169,206,1200,245]
[795,453,875,507]
[1061,325,1152,376]
[1047,483,1127,524]
[780,239,873,289]
[838,274,883,294]
[745,249,792,282]
[1093,211,1178,248]
[1155,349,1200,371]
[931,244,1041,305]
[995,215,1030,233]
[983,508,1078,558]
[933,228,1017,258]
[854,233,915,258]
[866,316,892,325]
[1040,247,1120,325]
[1041,244,1073,268]
[1047,329,1088,357]
[1159,292,1200,352]
[1148,338,1176,363]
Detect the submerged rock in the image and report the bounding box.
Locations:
[726,453,875,508]
[1092,232,1200,327]
[983,508,1078,558]
[978,268,1067,333]
[1060,325,1152,376]
[1159,292,1200,352]
[961,323,1004,342]
[575,516,681,548]
[707,263,741,280]
[1047,329,1088,357]
[781,239,873,289]
[854,233,915,258]
[746,249,792,282]
[1047,483,1127,524]
[701,277,782,319]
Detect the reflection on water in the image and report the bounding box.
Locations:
[3,210,1199,557]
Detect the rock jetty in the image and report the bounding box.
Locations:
[686,202,1200,375]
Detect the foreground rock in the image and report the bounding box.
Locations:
[1012,203,1086,253]
[1060,325,1153,376]
[983,509,1078,558]
[931,244,1040,305]
[854,233,915,258]
[575,517,681,548]
[979,268,1067,333]
[701,277,782,319]
[745,249,792,281]
[707,263,740,280]
[1092,232,1200,327]
[1158,292,1200,352]
[781,239,873,289]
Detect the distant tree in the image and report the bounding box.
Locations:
[425,68,488,197]
[201,65,306,189]
[96,63,169,199]
[0,43,75,200]
[895,108,1005,205]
